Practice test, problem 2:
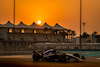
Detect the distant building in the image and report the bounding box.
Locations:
[75,35,100,43]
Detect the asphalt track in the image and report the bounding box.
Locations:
[0,55,100,67]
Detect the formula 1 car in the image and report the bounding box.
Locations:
[33,49,85,62]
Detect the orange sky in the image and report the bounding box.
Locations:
[0,0,100,36]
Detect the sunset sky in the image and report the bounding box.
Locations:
[0,0,100,36]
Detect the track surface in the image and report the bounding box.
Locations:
[0,55,100,67]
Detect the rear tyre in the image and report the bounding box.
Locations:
[33,53,41,61]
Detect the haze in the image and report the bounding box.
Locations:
[0,0,100,36]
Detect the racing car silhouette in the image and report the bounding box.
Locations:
[33,49,85,62]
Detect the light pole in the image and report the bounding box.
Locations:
[83,22,86,33]
[13,0,15,42]
[80,0,82,49]
[13,0,15,41]
[12,0,15,51]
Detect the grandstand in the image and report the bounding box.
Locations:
[0,21,71,51]
[0,21,68,43]
[0,21,100,52]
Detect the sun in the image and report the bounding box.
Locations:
[37,20,41,24]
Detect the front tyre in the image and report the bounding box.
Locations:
[81,56,85,60]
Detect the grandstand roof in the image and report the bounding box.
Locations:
[29,22,42,29]
[52,23,67,30]
[0,22,67,30]
[42,23,52,28]
[0,24,3,27]
[16,21,28,28]
[4,21,14,27]
[0,24,2,26]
